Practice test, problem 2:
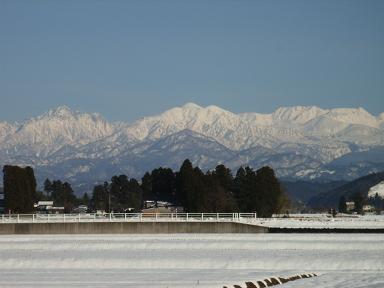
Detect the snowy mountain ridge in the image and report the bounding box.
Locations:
[116,103,383,151]
[368,181,384,198]
[0,103,383,192]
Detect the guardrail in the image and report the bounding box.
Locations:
[0,213,257,224]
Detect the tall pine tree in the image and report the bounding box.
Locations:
[3,165,37,213]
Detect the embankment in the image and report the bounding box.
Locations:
[1,222,383,234]
[0,221,268,234]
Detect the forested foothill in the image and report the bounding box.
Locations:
[308,172,384,214]
[2,159,289,217]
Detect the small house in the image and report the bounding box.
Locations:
[34,201,64,214]
[346,201,355,212]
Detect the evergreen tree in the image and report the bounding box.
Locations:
[175,159,208,212]
[141,172,154,201]
[3,165,37,213]
[352,192,365,214]
[43,178,53,199]
[232,166,287,217]
[127,178,142,211]
[213,164,233,190]
[51,180,76,212]
[233,166,256,212]
[35,190,48,202]
[110,175,130,212]
[151,167,176,203]
[91,184,108,212]
[105,175,143,212]
[338,195,347,213]
[255,166,286,217]
[189,167,208,212]
[232,167,246,210]
[81,192,90,207]
[176,159,195,208]
[205,167,238,212]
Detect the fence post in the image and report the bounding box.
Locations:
[32,214,35,223]
[155,213,158,221]
[186,213,189,221]
[17,214,19,223]
[254,212,257,219]
[78,213,81,222]
[109,213,112,222]
[124,213,127,221]
[202,213,204,221]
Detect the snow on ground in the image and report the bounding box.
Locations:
[0,234,383,288]
[244,214,384,229]
[368,181,384,198]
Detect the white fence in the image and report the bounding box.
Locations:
[0,213,257,224]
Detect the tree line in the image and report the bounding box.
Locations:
[2,160,289,217]
[3,165,88,213]
[90,159,289,217]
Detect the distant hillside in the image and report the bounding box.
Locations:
[281,180,346,203]
[307,172,384,209]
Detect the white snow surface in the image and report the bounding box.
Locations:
[0,234,383,288]
[246,214,384,229]
[368,181,384,198]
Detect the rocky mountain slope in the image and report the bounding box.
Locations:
[0,103,383,193]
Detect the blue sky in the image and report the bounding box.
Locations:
[1,0,383,121]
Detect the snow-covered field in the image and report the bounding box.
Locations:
[248,214,384,229]
[0,234,383,288]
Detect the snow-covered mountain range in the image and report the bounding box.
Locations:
[1,103,383,193]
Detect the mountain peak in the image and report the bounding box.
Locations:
[182,102,202,110]
[206,105,228,113]
[44,105,75,118]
